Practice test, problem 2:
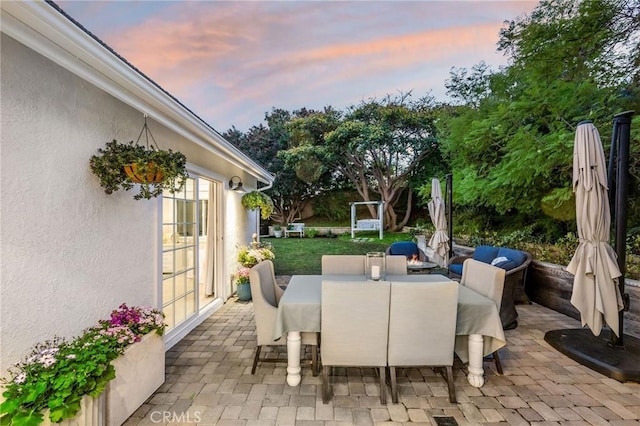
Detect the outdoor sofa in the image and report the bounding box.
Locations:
[448,245,532,330]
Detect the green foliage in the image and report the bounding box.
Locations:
[312,190,358,222]
[1,305,166,425]
[305,228,319,238]
[324,92,442,231]
[89,140,188,200]
[627,228,640,255]
[241,191,274,220]
[440,0,640,230]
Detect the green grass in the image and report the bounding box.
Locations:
[267,231,413,275]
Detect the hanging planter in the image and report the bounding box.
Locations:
[123,162,165,184]
[241,191,274,219]
[89,115,188,200]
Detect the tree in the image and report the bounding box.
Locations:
[322,93,441,231]
[445,61,493,107]
[226,108,339,225]
[439,0,640,237]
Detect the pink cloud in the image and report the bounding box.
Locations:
[75,1,536,129]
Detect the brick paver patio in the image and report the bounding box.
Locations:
[125,278,640,425]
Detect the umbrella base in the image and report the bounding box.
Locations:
[545,328,640,383]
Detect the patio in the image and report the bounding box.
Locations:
[125,279,640,425]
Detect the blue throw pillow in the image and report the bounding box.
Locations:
[473,245,499,264]
[492,259,518,271]
[497,248,527,267]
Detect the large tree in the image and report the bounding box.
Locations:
[320,93,441,231]
[440,0,640,235]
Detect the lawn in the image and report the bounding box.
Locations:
[266,231,413,275]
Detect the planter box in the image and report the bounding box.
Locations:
[106,332,165,426]
[42,393,105,426]
[526,259,640,339]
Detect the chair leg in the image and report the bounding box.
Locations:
[379,367,387,405]
[322,365,331,404]
[493,350,503,375]
[389,366,398,403]
[251,346,261,374]
[445,366,456,403]
[312,345,318,377]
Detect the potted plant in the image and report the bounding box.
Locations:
[235,243,275,301]
[0,304,166,425]
[241,191,274,219]
[237,243,275,269]
[234,267,252,301]
[273,224,283,238]
[89,139,188,200]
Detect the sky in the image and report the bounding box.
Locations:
[56,1,538,133]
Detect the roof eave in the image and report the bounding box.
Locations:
[0,0,274,185]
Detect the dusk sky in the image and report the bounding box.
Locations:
[57,1,538,133]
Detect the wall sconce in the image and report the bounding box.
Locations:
[229,176,244,191]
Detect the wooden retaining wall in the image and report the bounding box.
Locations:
[525,260,640,339]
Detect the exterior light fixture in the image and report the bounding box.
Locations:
[229,176,244,191]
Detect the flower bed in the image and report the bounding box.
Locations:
[1,304,166,425]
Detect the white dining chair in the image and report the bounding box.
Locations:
[249,260,319,375]
[385,255,408,275]
[460,258,506,374]
[387,281,459,403]
[321,280,391,404]
[321,255,366,275]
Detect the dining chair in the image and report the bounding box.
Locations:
[387,281,459,403]
[460,258,506,374]
[249,260,319,375]
[321,280,391,404]
[386,255,408,275]
[321,255,366,275]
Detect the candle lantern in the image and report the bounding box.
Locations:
[366,252,386,281]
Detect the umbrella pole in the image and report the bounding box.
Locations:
[607,119,619,213]
[611,110,635,346]
[446,173,453,259]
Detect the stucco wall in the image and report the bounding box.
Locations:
[0,34,253,371]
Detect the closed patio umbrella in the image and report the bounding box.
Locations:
[567,121,624,337]
[428,178,449,268]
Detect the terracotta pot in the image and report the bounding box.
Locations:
[123,162,164,184]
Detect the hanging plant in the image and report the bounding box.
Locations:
[89,115,188,200]
[241,191,274,219]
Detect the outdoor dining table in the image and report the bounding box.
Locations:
[273,274,506,388]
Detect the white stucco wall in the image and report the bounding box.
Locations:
[0,33,258,371]
[0,33,155,371]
